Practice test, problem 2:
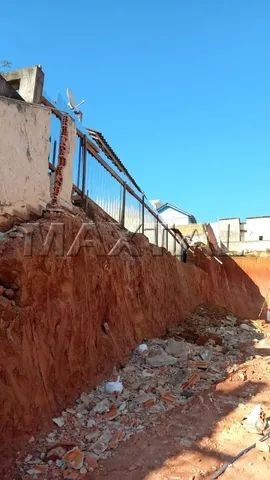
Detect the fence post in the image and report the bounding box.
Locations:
[82,135,87,201]
[142,194,145,234]
[173,223,176,255]
[52,140,57,166]
[120,182,126,227]
[156,216,159,245]
[166,225,169,250]
[76,137,82,186]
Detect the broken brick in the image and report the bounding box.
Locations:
[109,431,125,449]
[181,373,200,390]
[85,454,98,470]
[143,398,156,409]
[64,447,84,470]
[160,392,176,404]
[189,360,209,370]
[103,405,119,421]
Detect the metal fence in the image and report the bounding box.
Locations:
[44,97,183,259]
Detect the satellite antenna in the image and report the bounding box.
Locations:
[67,88,85,121]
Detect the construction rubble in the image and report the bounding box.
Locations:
[16,306,266,479]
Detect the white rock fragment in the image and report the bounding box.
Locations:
[27,468,42,476]
[137,343,148,354]
[52,417,65,427]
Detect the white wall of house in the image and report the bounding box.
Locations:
[218,218,240,246]
[159,208,192,227]
[210,218,270,253]
[245,218,270,241]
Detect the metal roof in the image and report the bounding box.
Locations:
[86,128,143,194]
[157,202,197,223]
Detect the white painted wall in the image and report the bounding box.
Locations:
[246,218,270,241]
[210,218,270,253]
[218,218,240,245]
[159,207,192,227]
[0,97,51,222]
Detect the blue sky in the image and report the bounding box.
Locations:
[2,0,270,222]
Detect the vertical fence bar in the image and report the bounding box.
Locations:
[142,194,145,234]
[121,182,126,227]
[156,216,159,245]
[173,224,176,255]
[77,137,82,186]
[82,135,87,200]
[52,140,57,166]
[166,225,169,250]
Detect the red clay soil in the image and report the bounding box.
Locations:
[0,206,268,465]
[232,255,270,300]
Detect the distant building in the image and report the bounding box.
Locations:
[211,216,270,253]
[150,200,197,227]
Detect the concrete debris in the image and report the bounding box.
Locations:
[244,404,268,434]
[166,339,190,359]
[17,308,266,479]
[256,440,270,452]
[146,351,178,367]
[52,417,65,428]
[92,398,110,414]
[240,323,253,332]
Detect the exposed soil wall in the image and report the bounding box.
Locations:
[231,256,270,306]
[0,208,267,450]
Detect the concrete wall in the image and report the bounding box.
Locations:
[246,217,270,241]
[0,74,23,101]
[176,223,207,245]
[210,218,270,253]
[218,218,240,246]
[0,97,51,225]
[225,240,270,254]
[2,66,44,104]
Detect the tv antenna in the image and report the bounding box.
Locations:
[66,88,85,121]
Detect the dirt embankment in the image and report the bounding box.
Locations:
[232,255,270,303]
[0,207,267,450]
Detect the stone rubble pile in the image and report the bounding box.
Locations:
[18,310,265,479]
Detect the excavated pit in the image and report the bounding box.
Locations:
[0,203,269,477]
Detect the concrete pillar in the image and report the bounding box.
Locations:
[2,66,44,104]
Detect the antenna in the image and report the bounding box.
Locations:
[67,88,85,110]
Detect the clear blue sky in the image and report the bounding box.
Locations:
[2,1,270,222]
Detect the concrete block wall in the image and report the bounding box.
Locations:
[0,97,51,226]
[2,66,44,104]
[0,96,76,229]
